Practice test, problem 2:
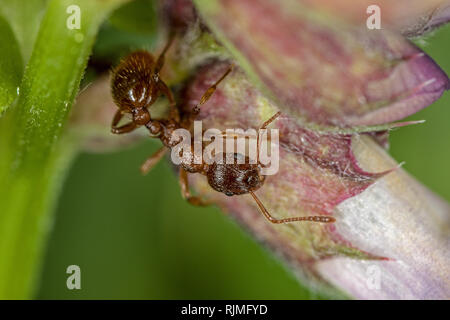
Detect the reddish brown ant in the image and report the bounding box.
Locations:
[110,39,335,224]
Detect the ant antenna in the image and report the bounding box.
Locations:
[249,191,335,224]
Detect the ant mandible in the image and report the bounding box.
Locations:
[110,37,335,224]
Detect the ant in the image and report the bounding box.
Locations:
[110,38,335,224]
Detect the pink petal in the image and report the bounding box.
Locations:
[194,0,449,127]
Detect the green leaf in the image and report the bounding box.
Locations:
[85,0,159,86]
[0,0,129,299]
[0,0,48,64]
[0,15,22,114]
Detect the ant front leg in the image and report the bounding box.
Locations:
[157,80,175,107]
[153,33,177,120]
[140,147,168,175]
[179,168,210,206]
[250,191,336,224]
[111,110,137,134]
[193,64,234,116]
[157,80,178,121]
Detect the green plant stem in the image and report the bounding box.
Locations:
[0,0,127,299]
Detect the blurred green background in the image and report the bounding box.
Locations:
[36,2,450,299]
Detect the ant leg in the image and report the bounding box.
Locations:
[179,168,210,206]
[154,32,175,75]
[152,33,177,120]
[260,111,281,130]
[250,191,336,224]
[111,122,137,134]
[157,80,179,121]
[219,131,253,140]
[111,110,137,134]
[193,64,235,115]
[257,111,281,163]
[140,147,168,175]
[112,109,124,128]
[157,80,175,107]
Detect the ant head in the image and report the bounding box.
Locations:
[207,153,265,197]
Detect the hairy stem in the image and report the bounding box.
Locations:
[0,0,127,299]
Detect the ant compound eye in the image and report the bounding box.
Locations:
[225,192,234,197]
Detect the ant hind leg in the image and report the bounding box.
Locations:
[250,191,335,224]
[179,168,210,206]
[140,147,168,175]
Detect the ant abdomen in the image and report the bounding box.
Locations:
[110,43,175,135]
[111,51,156,109]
